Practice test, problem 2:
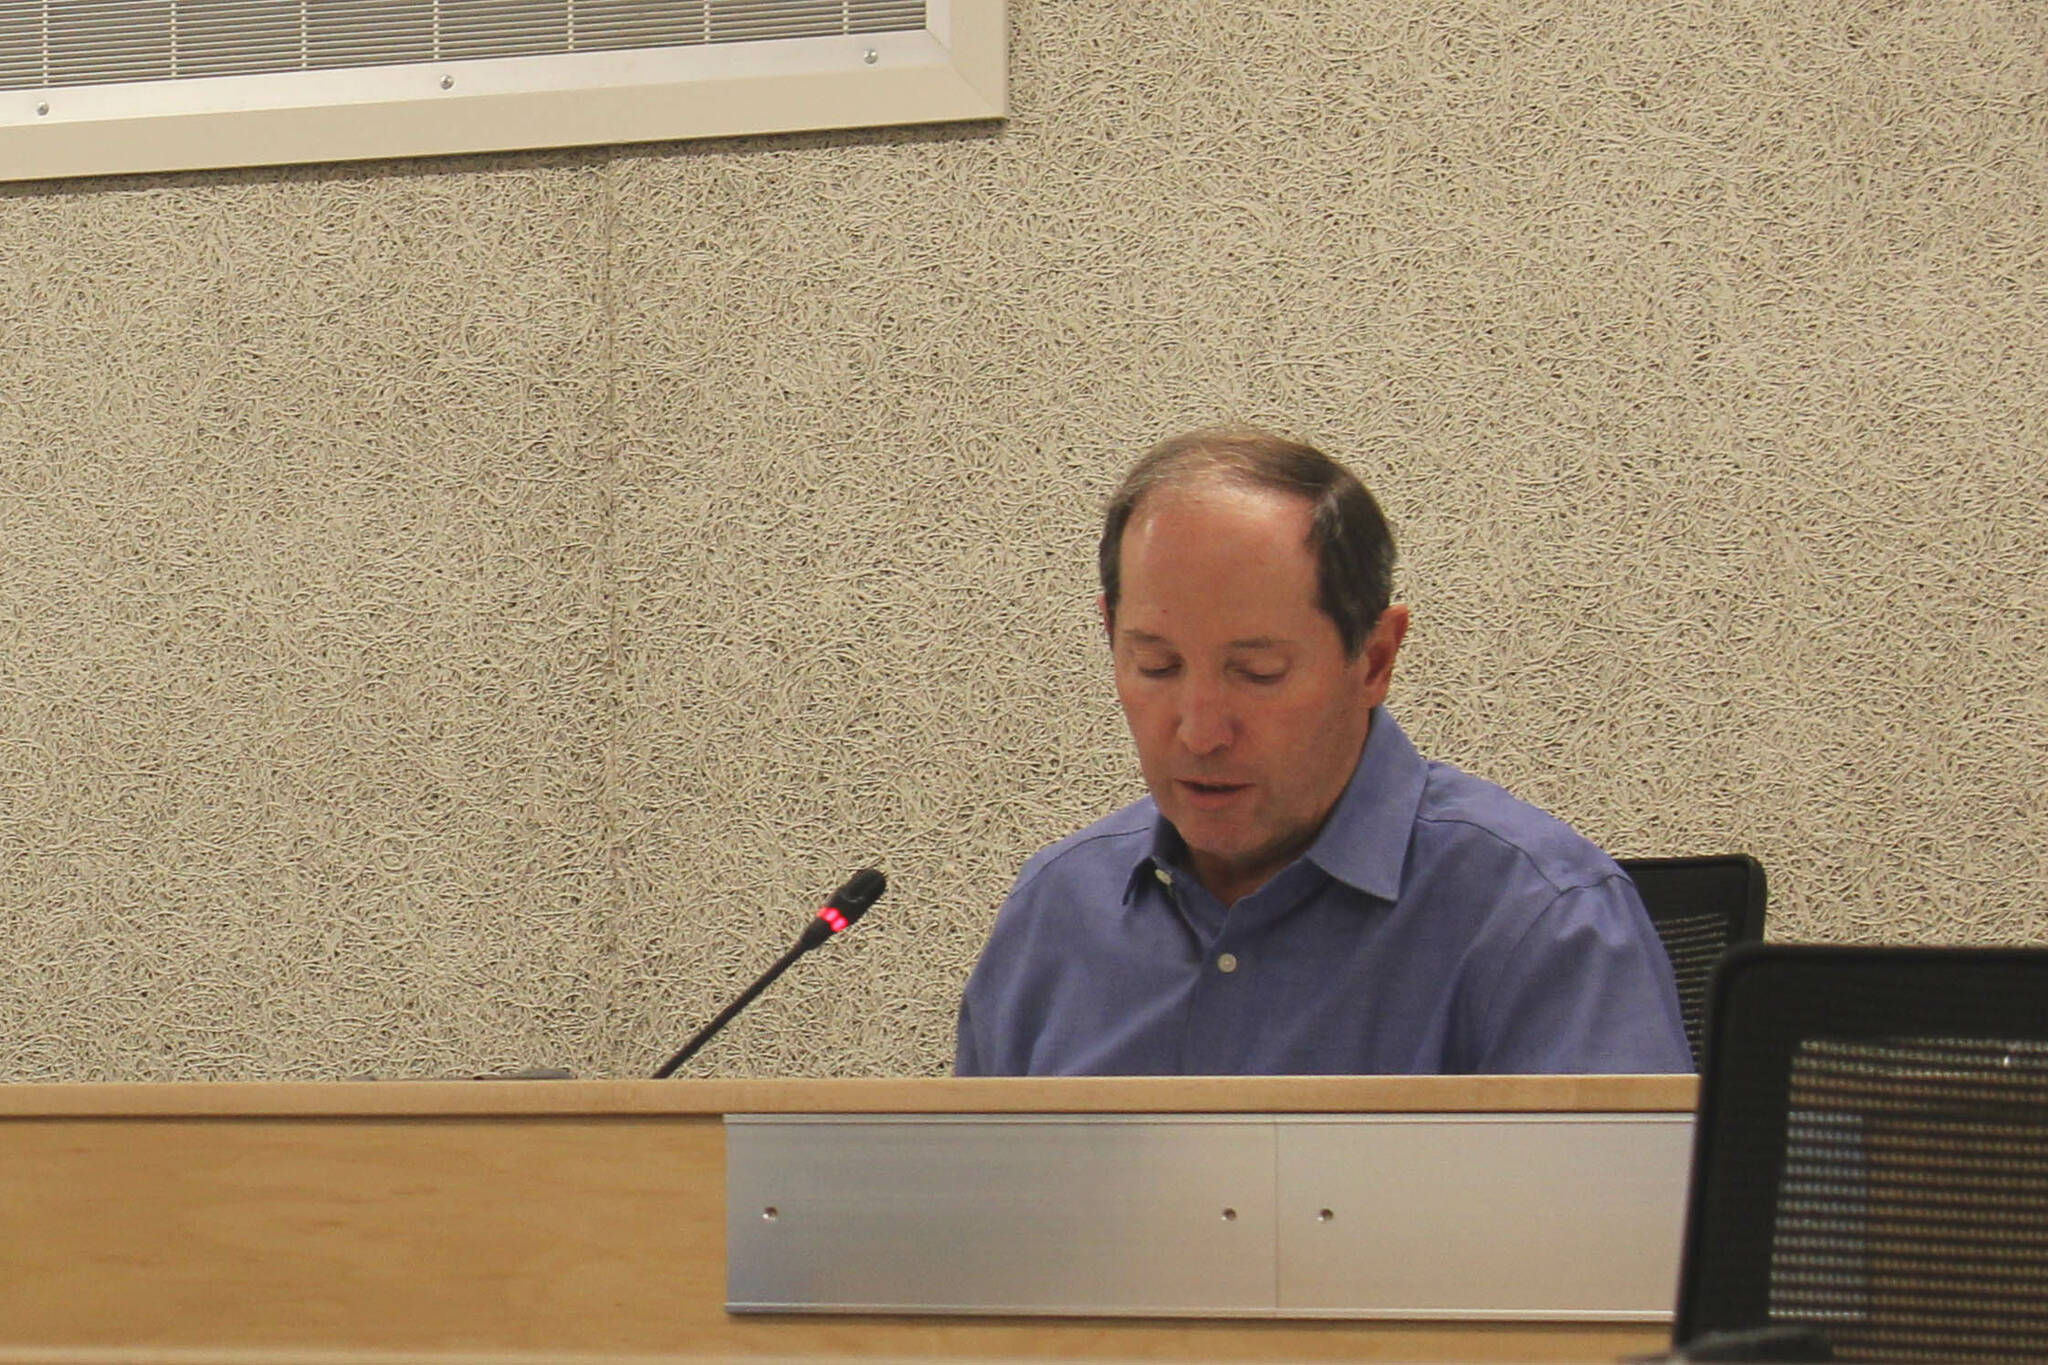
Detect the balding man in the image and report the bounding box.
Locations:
[956,429,1691,1076]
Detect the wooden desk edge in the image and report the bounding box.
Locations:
[0,1352,1649,1365]
[0,1073,1697,1118]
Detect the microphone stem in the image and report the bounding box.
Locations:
[653,938,809,1079]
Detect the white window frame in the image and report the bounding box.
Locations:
[0,0,1004,183]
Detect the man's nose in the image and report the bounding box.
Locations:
[1176,680,1236,755]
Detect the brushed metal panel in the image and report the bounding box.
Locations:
[1275,1114,1693,1320]
[726,1114,1276,1314]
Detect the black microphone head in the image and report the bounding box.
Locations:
[804,867,887,946]
[828,867,887,921]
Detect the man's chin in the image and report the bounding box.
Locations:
[1168,810,1316,894]
[1170,818,1269,872]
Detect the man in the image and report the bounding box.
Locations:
[955,428,1692,1075]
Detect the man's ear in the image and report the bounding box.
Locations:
[1359,604,1410,709]
[1097,593,1114,644]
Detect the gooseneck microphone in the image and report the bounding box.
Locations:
[652,868,887,1079]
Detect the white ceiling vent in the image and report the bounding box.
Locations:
[0,0,1005,182]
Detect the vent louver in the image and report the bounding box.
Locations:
[0,2,926,90]
[0,0,1002,182]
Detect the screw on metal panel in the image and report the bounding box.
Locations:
[763,1206,778,1220]
[863,49,878,64]
[1317,1208,1335,1222]
[1220,1207,1237,1221]
[36,102,49,116]
[440,74,454,89]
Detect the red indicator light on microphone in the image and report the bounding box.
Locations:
[819,906,850,933]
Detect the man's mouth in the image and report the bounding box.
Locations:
[1177,778,1251,803]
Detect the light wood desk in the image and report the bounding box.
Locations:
[0,1076,1695,1362]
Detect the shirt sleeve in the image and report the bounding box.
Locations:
[1467,874,1696,1074]
[952,990,987,1076]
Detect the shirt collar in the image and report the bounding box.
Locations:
[1301,705,1426,903]
[1119,705,1427,907]
[1121,805,1183,906]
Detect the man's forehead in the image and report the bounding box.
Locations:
[1119,486,1318,572]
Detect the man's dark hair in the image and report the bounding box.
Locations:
[1097,428,1397,658]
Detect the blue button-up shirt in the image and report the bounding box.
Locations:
[955,708,1692,1075]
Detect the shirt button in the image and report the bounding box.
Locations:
[1153,867,1173,887]
[1216,953,1238,974]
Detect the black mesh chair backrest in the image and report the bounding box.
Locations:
[1619,855,1767,1068]
[1674,944,2048,1362]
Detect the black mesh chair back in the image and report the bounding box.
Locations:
[1619,855,1767,1068]
[1674,944,2048,1362]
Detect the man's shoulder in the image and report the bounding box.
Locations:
[1412,759,1625,895]
[974,796,1155,965]
[1012,794,1157,893]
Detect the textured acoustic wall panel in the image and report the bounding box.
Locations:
[1,0,2044,1081]
[0,161,615,1078]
